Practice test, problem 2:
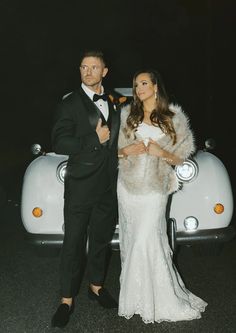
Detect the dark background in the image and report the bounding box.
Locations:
[0,0,235,199]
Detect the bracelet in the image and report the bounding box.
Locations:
[118,149,127,159]
[162,157,173,163]
[118,154,127,159]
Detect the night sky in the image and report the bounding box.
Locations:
[1,0,235,193]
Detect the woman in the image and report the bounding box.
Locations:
[117,69,207,323]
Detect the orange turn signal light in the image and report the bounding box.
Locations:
[214,203,224,214]
[32,207,43,218]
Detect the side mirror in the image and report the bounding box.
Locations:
[204,138,216,151]
[31,144,43,156]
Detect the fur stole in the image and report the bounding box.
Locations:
[118,104,196,195]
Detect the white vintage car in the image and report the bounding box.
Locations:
[21,90,235,254]
[20,139,235,254]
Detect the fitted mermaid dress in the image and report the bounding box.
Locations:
[117,122,207,323]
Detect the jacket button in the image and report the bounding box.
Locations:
[94,146,98,150]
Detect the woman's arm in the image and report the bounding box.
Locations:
[147,139,183,166]
[118,141,146,158]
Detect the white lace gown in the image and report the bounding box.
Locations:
[117,123,207,323]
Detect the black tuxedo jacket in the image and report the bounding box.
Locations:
[51,87,121,201]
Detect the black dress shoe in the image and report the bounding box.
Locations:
[88,287,118,309]
[51,302,74,328]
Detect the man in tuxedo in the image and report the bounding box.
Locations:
[51,50,120,328]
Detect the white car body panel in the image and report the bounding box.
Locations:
[21,153,67,234]
[170,150,234,231]
[21,147,235,248]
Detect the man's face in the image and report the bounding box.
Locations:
[80,56,108,90]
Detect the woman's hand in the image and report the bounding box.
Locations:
[122,141,146,156]
[147,139,183,165]
[146,139,163,157]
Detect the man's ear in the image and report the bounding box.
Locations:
[102,67,108,78]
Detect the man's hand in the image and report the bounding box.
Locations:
[96,119,110,144]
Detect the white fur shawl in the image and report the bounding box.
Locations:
[118,104,196,195]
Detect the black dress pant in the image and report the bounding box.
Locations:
[60,187,117,298]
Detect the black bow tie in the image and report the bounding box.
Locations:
[93,93,108,102]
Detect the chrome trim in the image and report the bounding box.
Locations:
[56,161,67,184]
[175,158,198,183]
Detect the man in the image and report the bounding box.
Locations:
[51,50,120,328]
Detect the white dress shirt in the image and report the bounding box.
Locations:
[81,83,109,121]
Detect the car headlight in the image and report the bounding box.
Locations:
[56,161,67,184]
[184,216,199,231]
[175,159,198,183]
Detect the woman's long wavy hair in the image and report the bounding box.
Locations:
[126,69,177,145]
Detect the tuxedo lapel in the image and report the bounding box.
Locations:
[107,99,120,148]
[77,87,100,130]
[76,88,119,147]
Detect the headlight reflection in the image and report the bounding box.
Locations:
[175,159,198,183]
[56,161,67,184]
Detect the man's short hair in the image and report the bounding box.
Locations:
[79,49,106,67]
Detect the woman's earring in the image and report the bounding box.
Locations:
[155,91,157,99]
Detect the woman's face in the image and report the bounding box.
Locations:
[134,73,157,102]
